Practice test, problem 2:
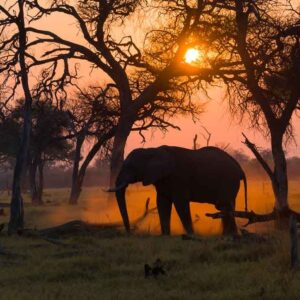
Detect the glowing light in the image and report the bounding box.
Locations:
[184,48,201,64]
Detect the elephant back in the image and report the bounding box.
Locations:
[196,146,245,179]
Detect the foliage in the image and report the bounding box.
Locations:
[0,100,73,168]
[0,110,20,168]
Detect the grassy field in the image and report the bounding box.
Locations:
[0,181,300,299]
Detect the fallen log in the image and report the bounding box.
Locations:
[37,198,156,236]
[17,221,124,246]
[38,220,122,237]
[206,209,300,227]
[206,210,276,227]
[17,198,156,242]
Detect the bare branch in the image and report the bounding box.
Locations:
[242,133,274,180]
[206,210,276,227]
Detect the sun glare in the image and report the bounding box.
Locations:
[184,48,201,64]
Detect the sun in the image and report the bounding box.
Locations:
[184,48,202,64]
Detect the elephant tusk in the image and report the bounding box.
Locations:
[104,183,128,193]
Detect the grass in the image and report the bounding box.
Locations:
[1,231,300,299]
[0,181,300,299]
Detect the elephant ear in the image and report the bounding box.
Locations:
[142,149,173,186]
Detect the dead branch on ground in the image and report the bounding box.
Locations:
[206,210,276,227]
[206,209,300,227]
[15,198,156,244]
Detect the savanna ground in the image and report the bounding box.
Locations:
[1,180,300,299]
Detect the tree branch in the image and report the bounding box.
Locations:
[206,208,300,227]
[242,133,274,180]
[206,210,276,227]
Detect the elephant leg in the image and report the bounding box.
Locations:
[219,183,239,235]
[156,194,172,235]
[222,212,238,235]
[173,200,193,235]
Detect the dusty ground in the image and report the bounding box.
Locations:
[0,179,298,234]
[0,181,300,299]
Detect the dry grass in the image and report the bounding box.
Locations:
[0,181,300,299]
[0,230,300,299]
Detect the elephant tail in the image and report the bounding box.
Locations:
[242,172,248,212]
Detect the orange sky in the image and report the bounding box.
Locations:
[24,2,300,158]
[127,91,300,157]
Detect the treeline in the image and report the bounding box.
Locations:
[1,152,300,191]
[0,164,110,190]
[230,150,300,181]
[240,156,300,181]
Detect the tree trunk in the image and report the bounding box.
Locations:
[69,178,82,205]
[110,116,135,187]
[69,134,84,205]
[69,131,115,204]
[71,141,102,203]
[8,0,33,234]
[37,161,44,204]
[29,159,39,204]
[271,133,289,228]
[69,173,85,205]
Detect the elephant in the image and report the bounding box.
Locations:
[109,145,248,235]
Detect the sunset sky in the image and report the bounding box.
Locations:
[128,91,300,157]
[25,1,300,158]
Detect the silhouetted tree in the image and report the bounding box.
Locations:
[25,0,236,186]
[221,0,300,220]
[169,0,300,222]
[28,101,73,204]
[0,1,33,232]
[66,86,118,204]
[0,100,73,204]
[0,1,75,231]
[0,110,19,167]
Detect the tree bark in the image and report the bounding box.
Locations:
[271,134,288,210]
[270,132,289,228]
[29,158,38,204]
[69,134,84,205]
[243,130,290,228]
[37,160,44,204]
[8,0,33,234]
[29,153,44,205]
[69,130,115,204]
[109,116,135,187]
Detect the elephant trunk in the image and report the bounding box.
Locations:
[106,182,127,192]
[116,187,130,233]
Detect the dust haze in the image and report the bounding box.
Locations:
[23,180,300,235]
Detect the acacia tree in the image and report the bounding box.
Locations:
[25,0,238,185]
[0,100,73,204]
[170,0,300,219]
[0,108,19,165]
[67,86,118,204]
[0,1,34,232]
[144,0,300,226]
[28,101,73,204]
[223,0,300,218]
[0,1,73,231]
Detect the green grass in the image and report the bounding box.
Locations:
[0,231,300,299]
[0,183,300,299]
